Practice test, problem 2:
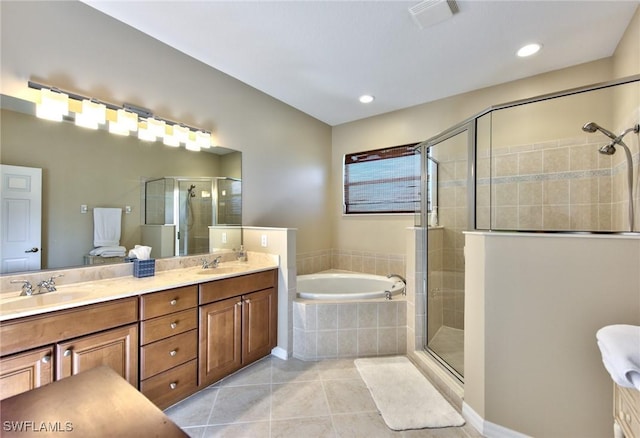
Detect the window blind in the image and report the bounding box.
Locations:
[343,143,420,214]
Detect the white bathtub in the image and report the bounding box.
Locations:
[297,272,405,300]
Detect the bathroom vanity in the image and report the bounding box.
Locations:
[0,260,278,409]
[614,383,640,438]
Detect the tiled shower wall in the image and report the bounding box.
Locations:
[477,109,640,232]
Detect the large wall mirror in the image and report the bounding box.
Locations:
[1,95,242,274]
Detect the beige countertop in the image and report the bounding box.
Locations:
[0,254,278,322]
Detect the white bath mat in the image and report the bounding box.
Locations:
[354,356,465,431]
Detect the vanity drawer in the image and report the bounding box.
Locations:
[140,308,197,345]
[140,329,197,379]
[141,359,197,410]
[0,297,138,357]
[140,285,197,320]
[199,270,276,305]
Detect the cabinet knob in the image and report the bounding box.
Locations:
[42,355,51,363]
[170,299,177,306]
[170,322,178,329]
[169,382,177,390]
[236,301,242,307]
[63,349,72,357]
[244,299,251,304]
[169,350,177,357]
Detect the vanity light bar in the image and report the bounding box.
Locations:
[27,81,215,149]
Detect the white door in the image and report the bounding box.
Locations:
[0,164,42,273]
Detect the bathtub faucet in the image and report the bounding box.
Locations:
[387,274,407,295]
[384,290,393,300]
[387,274,407,284]
[387,273,406,283]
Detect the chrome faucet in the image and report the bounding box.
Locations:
[201,256,222,269]
[387,273,407,283]
[11,280,34,296]
[37,274,63,293]
[384,290,393,300]
[387,274,407,296]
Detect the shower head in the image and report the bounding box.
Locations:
[582,122,617,141]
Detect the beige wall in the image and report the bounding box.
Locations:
[465,233,640,437]
[0,1,332,257]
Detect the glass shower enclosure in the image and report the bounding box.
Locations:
[421,123,474,381]
[418,75,639,383]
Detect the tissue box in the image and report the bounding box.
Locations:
[133,259,155,278]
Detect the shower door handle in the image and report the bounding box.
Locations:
[25,247,39,253]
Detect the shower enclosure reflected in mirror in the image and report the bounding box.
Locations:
[143,177,242,258]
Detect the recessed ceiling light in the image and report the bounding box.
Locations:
[359,95,375,104]
[517,43,542,58]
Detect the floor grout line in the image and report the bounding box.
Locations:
[165,356,480,438]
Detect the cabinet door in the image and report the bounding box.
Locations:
[199,297,242,387]
[242,287,277,365]
[0,346,54,400]
[56,324,138,386]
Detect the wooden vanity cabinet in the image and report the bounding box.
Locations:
[199,270,277,387]
[0,268,279,407]
[56,324,138,384]
[139,285,198,409]
[0,346,53,400]
[0,297,138,400]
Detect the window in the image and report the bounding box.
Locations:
[343,143,420,214]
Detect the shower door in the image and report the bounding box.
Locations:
[177,180,214,256]
[423,122,474,381]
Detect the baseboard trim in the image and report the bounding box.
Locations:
[271,346,289,360]
[462,403,532,438]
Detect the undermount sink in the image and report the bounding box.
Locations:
[196,266,244,275]
[0,292,93,312]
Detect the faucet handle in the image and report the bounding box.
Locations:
[10,280,34,296]
[48,274,63,285]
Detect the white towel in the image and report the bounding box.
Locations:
[596,324,640,390]
[93,208,122,247]
[89,246,127,257]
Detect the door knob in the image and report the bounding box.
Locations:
[24,247,39,253]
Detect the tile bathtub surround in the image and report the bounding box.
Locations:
[165,356,481,438]
[293,300,407,361]
[296,249,405,276]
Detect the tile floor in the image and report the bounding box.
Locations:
[164,356,482,438]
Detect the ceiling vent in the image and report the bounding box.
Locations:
[409,0,459,29]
